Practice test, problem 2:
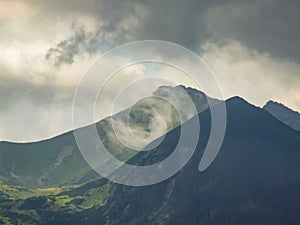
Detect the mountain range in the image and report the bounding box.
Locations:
[0,86,300,225]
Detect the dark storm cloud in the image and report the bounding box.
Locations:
[43,0,300,65]
[45,20,135,68]
[46,25,86,68]
[43,0,212,66]
[45,24,98,68]
[44,0,139,67]
[205,0,300,61]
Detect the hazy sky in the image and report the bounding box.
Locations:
[0,0,299,141]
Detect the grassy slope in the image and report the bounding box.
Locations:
[0,86,214,188]
[1,97,300,224]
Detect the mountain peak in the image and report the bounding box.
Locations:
[263,100,300,131]
[264,100,300,114]
[154,85,204,96]
[226,96,252,105]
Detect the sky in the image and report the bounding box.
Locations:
[0,0,300,142]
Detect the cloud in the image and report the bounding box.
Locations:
[1,0,300,142]
[202,41,300,111]
[205,0,300,61]
[0,0,35,20]
[41,0,300,66]
[0,57,149,142]
[45,23,109,68]
[45,15,140,68]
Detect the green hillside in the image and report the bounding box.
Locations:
[1,97,300,225]
[0,86,215,188]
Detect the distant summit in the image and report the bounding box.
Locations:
[263,100,300,131]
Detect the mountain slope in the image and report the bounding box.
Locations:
[263,100,300,131]
[0,86,214,188]
[96,97,300,225]
[2,97,300,225]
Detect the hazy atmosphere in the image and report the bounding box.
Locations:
[1,0,300,141]
[1,1,300,225]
